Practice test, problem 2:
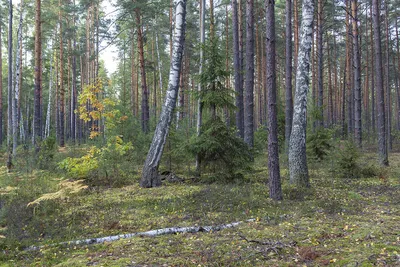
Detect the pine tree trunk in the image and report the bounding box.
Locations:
[345,0,353,137]
[59,0,65,147]
[244,0,254,147]
[372,0,388,166]
[285,0,293,153]
[370,0,376,135]
[232,0,244,138]
[135,7,149,134]
[266,0,282,200]
[317,0,323,127]
[288,0,314,188]
[352,0,362,147]
[140,0,187,188]
[34,0,42,149]
[384,1,391,151]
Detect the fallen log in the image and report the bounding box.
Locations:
[25,219,256,251]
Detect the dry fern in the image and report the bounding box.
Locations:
[27,179,88,207]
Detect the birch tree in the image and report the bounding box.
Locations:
[7,0,13,170]
[140,0,187,188]
[34,0,42,149]
[288,0,314,188]
[13,0,24,155]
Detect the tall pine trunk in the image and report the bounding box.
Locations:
[59,0,65,147]
[317,0,323,127]
[232,0,244,138]
[372,0,388,166]
[135,7,149,134]
[266,0,282,200]
[140,0,187,188]
[285,0,293,153]
[289,0,314,188]
[352,0,362,147]
[244,0,254,147]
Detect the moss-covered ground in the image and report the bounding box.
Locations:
[0,151,399,266]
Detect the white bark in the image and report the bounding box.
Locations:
[45,49,54,139]
[140,0,187,188]
[26,219,256,251]
[288,0,314,187]
[195,0,205,174]
[12,2,23,155]
[155,31,164,98]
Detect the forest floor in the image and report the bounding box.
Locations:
[0,150,399,266]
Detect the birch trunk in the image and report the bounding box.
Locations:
[0,23,3,145]
[13,0,24,155]
[7,0,13,170]
[45,47,54,138]
[372,0,388,166]
[288,0,314,188]
[195,0,205,175]
[34,0,42,149]
[140,0,187,188]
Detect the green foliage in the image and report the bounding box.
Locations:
[254,126,268,154]
[331,141,380,179]
[37,136,57,169]
[59,136,135,187]
[189,117,252,181]
[189,38,252,181]
[306,128,333,162]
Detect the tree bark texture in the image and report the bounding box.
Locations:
[317,0,323,127]
[140,0,187,188]
[266,0,282,201]
[34,0,42,148]
[288,0,314,188]
[0,23,3,145]
[135,7,149,134]
[7,0,13,169]
[372,0,388,166]
[232,0,244,138]
[244,0,254,147]
[352,0,362,147]
[285,0,293,153]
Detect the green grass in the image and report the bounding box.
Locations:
[0,151,399,266]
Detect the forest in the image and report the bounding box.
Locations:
[0,0,399,265]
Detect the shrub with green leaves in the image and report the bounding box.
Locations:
[59,136,135,187]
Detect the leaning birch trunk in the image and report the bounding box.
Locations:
[45,48,54,138]
[288,0,314,188]
[12,0,23,155]
[140,0,187,188]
